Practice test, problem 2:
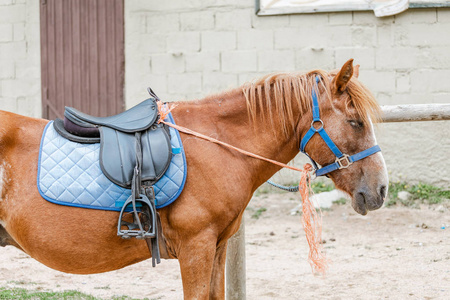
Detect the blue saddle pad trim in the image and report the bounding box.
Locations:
[37,113,186,211]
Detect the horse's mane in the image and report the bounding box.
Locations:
[242,70,381,136]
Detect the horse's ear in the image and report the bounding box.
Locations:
[354,64,360,78]
[334,59,354,93]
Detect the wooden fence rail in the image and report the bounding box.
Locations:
[225,103,450,300]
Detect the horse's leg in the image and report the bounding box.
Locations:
[209,242,227,300]
[178,234,217,300]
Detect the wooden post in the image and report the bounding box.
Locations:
[225,103,450,298]
[226,218,246,300]
[381,104,450,122]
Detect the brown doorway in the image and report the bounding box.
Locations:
[40,0,124,120]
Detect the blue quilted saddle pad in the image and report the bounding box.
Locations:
[37,114,186,211]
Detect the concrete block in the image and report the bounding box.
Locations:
[15,60,40,78]
[395,72,410,94]
[295,48,335,71]
[352,26,376,47]
[0,98,16,112]
[126,0,209,12]
[17,97,40,117]
[13,23,24,41]
[168,73,202,94]
[252,14,289,29]
[377,25,394,46]
[410,70,450,93]
[437,8,450,22]
[216,9,252,30]
[335,47,375,70]
[180,10,214,31]
[0,61,14,79]
[393,93,431,104]
[125,73,167,108]
[358,70,396,94]
[374,92,392,105]
[395,23,450,46]
[395,8,437,24]
[185,51,220,72]
[432,93,450,103]
[222,51,257,73]
[0,4,26,23]
[0,0,14,5]
[127,13,147,34]
[137,34,167,54]
[258,50,295,72]
[375,47,420,70]
[417,47,450,69]
[167,32,200,53]
[329,12,353,25]
[202,72,238,94]
[0,42,27,61]
[147,13,180,33]
[353,11,394,26]
[237,29,273,50]
[194,0,252,9]
[1,78,37,98]
[323,25,353,47]
[274,28,306,49]
[238,72,267,85]
[0,24,13,42]
[202,31,236,51]
[289,13,328,26]
[275,26,351,49]
[151,53,185,74]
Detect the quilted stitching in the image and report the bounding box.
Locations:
[38,118,186,211]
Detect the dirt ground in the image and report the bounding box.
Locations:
[0,192,448,299]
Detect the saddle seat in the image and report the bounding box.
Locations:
[64,99,159,134]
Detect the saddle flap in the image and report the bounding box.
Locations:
[99,125,172,188]
[65,99,158,133]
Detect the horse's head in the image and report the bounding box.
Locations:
[300,59,388,215]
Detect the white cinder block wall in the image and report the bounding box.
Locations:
[0,0,41,117]
[0,1,448,186]
[125,1,450,186]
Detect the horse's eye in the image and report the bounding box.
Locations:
[348,120,363,128]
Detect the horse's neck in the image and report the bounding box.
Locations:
[172,91,303,190]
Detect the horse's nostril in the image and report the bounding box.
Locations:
[378,184,387,199]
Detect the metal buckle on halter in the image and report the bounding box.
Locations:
[335,154,352,169]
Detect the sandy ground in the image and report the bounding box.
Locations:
[0,192,448,300]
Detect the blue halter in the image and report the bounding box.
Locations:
[300,77,381,177]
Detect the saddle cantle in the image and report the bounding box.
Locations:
[50,97,175,267]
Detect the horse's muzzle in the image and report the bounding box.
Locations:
[353,184,387,215]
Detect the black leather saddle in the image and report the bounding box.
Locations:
[56,99,172,188]
[53,97,171,267]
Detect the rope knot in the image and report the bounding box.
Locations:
[157,101,177,123]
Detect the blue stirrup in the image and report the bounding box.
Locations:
[299,77,381,177]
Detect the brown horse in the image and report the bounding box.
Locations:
[0,59,387,299]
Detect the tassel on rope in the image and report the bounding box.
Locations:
[157,101,178,122]
[299,163,328,275]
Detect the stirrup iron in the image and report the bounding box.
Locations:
[117,193,156,239]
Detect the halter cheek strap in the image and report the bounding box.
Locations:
[299,77,381,177]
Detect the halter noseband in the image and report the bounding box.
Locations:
[299,77,381,177]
